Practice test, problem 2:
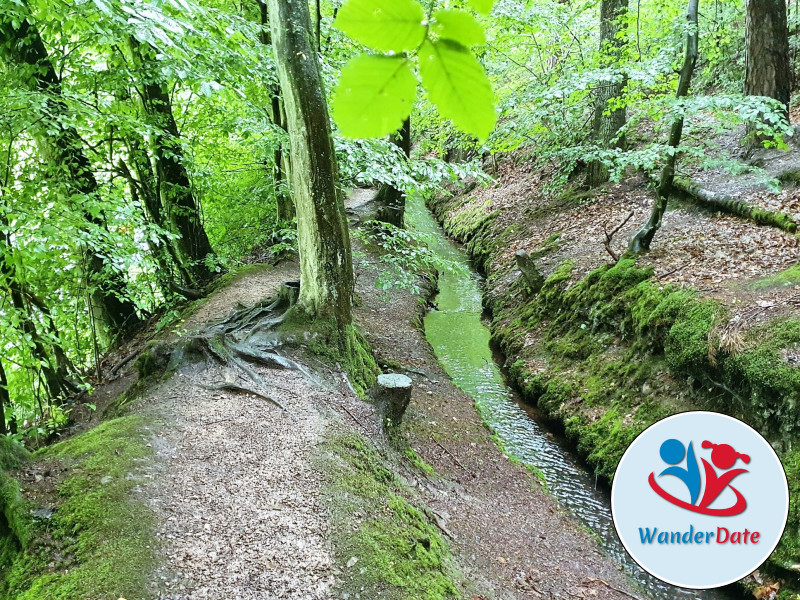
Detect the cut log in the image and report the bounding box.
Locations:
[673,176,797,233]
[515,250,545,294]
[373,373,412,430]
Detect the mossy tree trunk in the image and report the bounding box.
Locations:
[628,0,699,253]
[258,0,295,223]
[376,117,411,228]
[745,0,791,145]
[586,0,629,187]
[0,15,140,335]
[266,0,354,324]
[129,38,215,286]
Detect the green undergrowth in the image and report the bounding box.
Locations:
[317,432,460,599]
[752,263,800,290]
[0,416,154,599]
[428,192,800,583]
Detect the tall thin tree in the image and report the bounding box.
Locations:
[266,0,354,324]
[257,0,294,222]
[628,0,699,252]
[129,38,215,286]
[586,0,629,187]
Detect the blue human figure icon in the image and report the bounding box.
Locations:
[658,439,701,505]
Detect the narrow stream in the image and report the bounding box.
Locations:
[406,195,730,600]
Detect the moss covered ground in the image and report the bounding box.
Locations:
[0,417,154,600]
[316,432,460,599]
[429,191,800,589]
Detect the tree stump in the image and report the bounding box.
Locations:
[515,250,544,294]
[278,280,300,309]
[373,373,412,431]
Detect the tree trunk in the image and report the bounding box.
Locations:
[375,117,411,228]
[586,0,629,187]
[0,210,77,402]
[315,0,322,54]
[628,0,699,253]
[745,0,791,127]
[258,0,295,222]
[672,175,797,232]
[266,0,354,324]
[0,16,140,335]
[129,38,215,286]
[0,358,9,435]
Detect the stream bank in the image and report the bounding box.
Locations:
[426,172,800,597]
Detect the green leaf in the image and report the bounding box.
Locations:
[468,0,495,14]
[333,54,417,138]
[433,9,485,46]
[419,40,496,140]
[334,0,426,53]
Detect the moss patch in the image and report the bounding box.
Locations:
[280,309,379,397]
[752,263,800,290]
[318,432,460,599]
[428,190,800,588]
[0,416,154,599]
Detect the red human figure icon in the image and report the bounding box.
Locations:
[698,441,750,511]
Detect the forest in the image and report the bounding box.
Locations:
[0,0,799,598]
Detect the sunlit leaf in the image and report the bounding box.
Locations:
[334,0,426,53]
[432,9,485,46]
[333,54,417,138]
[419,39,496,140]
[468,0,495,15]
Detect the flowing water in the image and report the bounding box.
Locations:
[406,195,731,600]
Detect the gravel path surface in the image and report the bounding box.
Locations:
[142,364,337,600]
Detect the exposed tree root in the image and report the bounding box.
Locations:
[199,382,287,411]
[163,282,329,415]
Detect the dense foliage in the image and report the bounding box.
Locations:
[0,0,795,441]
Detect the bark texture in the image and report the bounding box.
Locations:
[0,15,140,334]
[375,118,411,228]
[745,0,791,123]
[373,373,413,430]
[258,0,294,222]
[266,0,354,324]
[0,358,8,435]
[628,0,699,253]
[587,0,629,187]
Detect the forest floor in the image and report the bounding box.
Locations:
[479,147,800,322]
[15,190,642,599]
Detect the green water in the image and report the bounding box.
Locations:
[406,194,725,600]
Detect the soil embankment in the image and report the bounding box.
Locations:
[428,157,800,593]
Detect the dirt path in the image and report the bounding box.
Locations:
[121,191,640,599]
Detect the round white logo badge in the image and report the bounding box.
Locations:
[611,411,789,589]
